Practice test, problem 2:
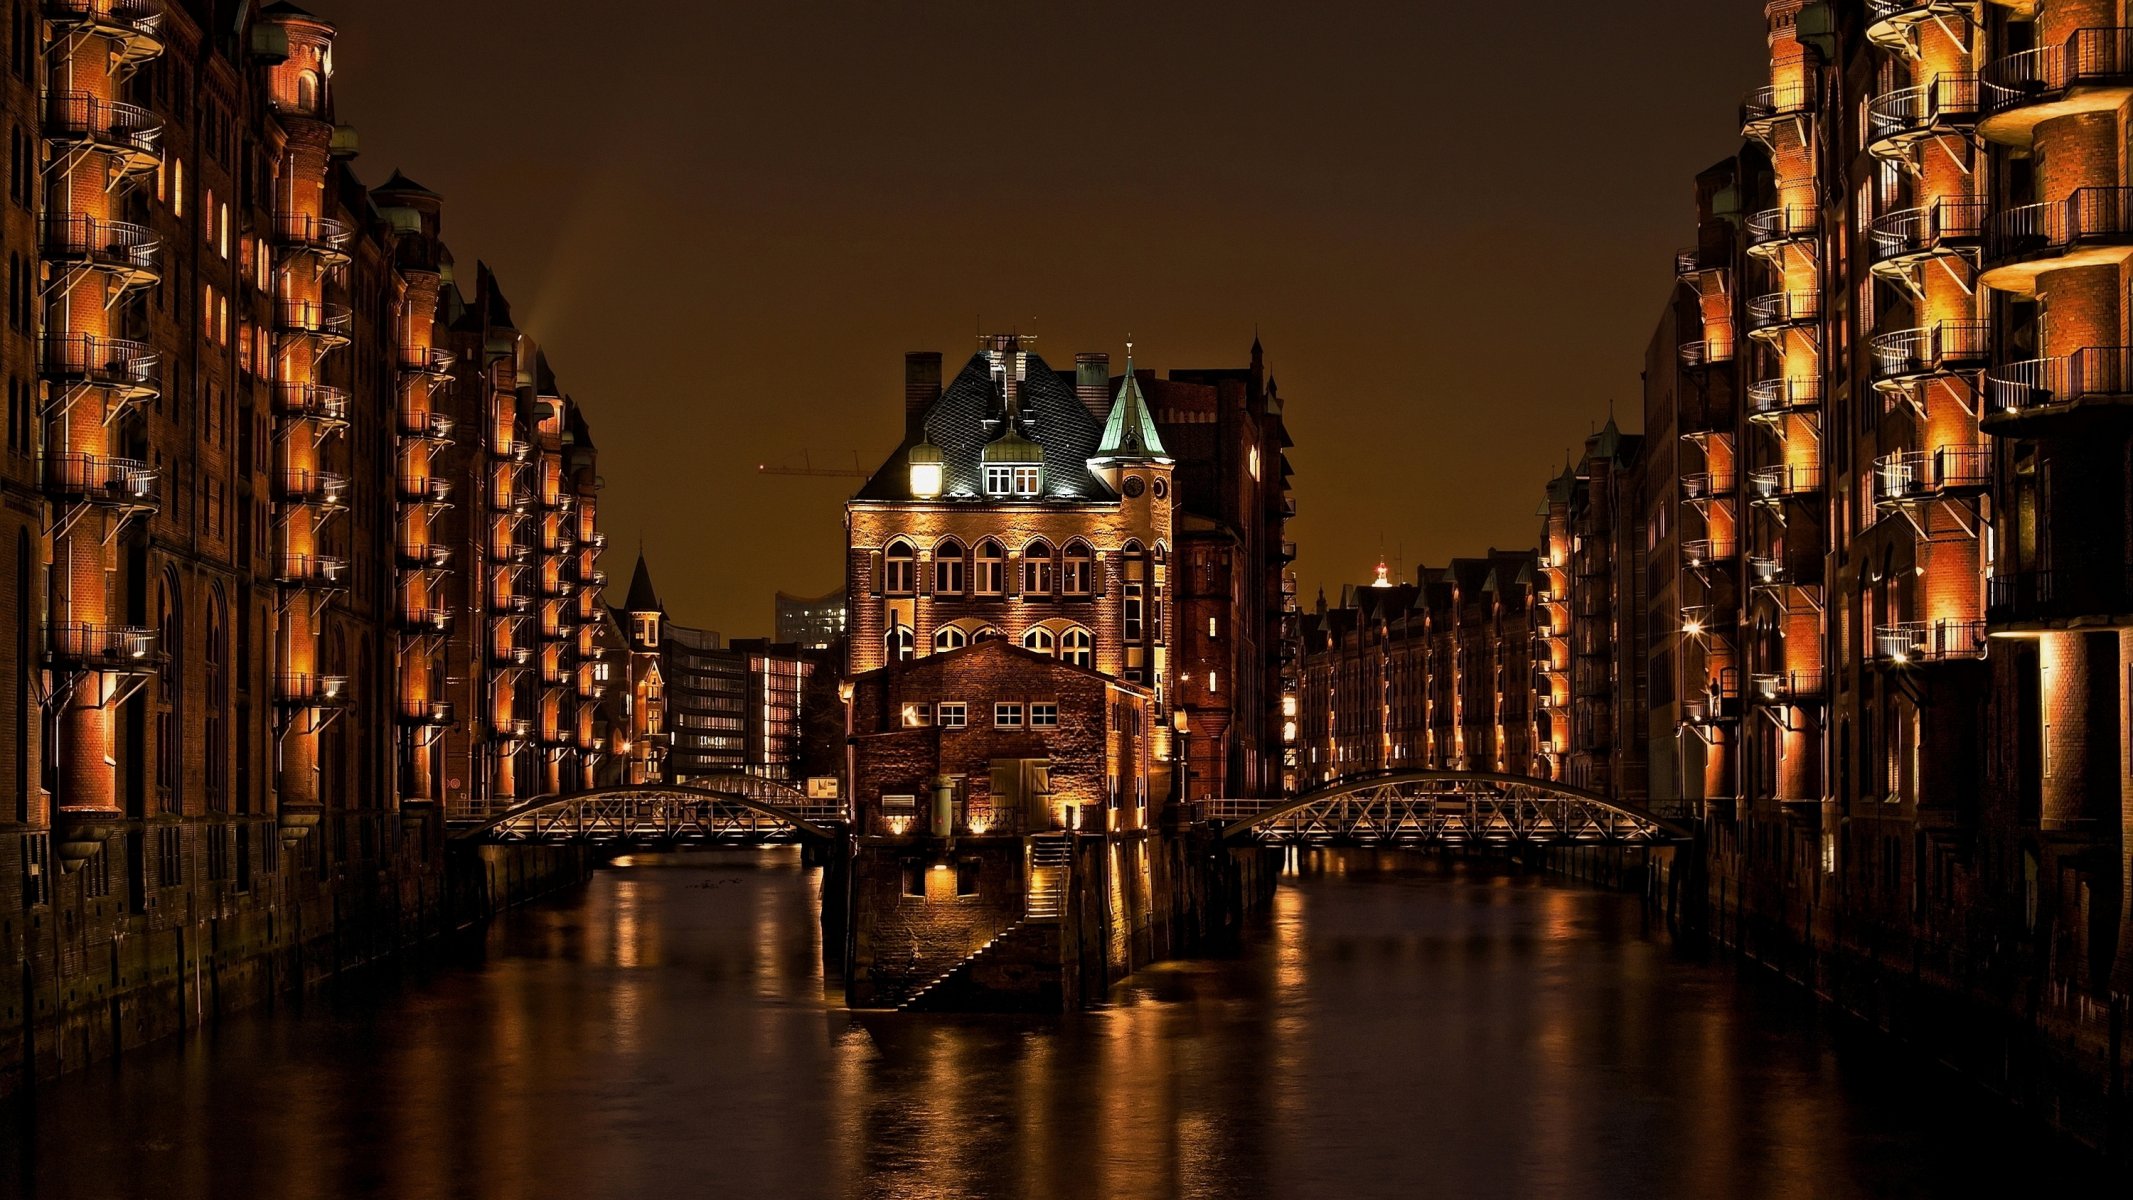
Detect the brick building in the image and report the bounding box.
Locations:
[1,0,614,1081]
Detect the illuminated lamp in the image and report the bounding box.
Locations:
[908,439,945,498]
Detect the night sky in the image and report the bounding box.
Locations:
[327,1,1768,638]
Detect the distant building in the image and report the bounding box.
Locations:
[775,590,847,650]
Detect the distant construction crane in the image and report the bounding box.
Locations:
[756,450,868,479]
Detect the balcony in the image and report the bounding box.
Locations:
[397,698,454,727]
[42,1,165,63]
[276,382,349,424]
[495,718,536,745]
[1868,199,1985,278]
[397,542,451,570]
[39,214,159,289]
[1746,290,1820,341]
[1682,669,1743,727]
[1873,619,1987,665]
[1985,346,2133,431]
[274,552,348,590]
[398,607,453,636]
[1681,538,1738,569]
[1981,187,2133,291]
[1872,447,1991,505]
[1980,27,2133,146]
[537,491,576,514]
[275,673,349,709]
[1747,554,1788,587]
[496,594,533,618]
[1869,321,1989,387]
[44,452,156,507]
[1740,83,1815,143]
[274,300,353,347]
[1748,378,1821,421]
[397,409,454,442]
[396,474,450,505]
[1988,556,2133,627]
[1680,471,1735,502]
[40,333,158,399]
[1674,243,1729,279]
[1865,74,1979,161]
[1866,2,1981,53]
[399,345,455,375]
[43,91,161,176]
[1278,540,1298,562]
[278,468,348,509]
[1749,668,1826,703]
[1745,205,1818,257]
[491,643,534,668]
[540,574,572,599]
[1747,463,1822,502]
[273,212,353,265]
[47,621,154,671]
[1678,337,1735,370]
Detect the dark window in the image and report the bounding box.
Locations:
[955,860,980,897]
[901,862,925,898]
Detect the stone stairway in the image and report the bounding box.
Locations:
[896,920,1041,1012]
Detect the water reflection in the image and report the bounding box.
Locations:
[4,847,2112,1199]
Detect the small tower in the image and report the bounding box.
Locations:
[1086,343,1176,715]
[621,553,667,783]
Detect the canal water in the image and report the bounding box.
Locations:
[4,849,2113,1199]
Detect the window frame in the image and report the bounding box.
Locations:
[994,702,1023,729]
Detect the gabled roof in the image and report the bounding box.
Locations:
[1094,364,1168,463]
[855,351,1107,502]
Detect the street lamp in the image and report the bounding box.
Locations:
[1171,708,1190,812]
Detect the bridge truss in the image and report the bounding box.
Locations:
[455,777,845,847]
[1208,771,1688,846]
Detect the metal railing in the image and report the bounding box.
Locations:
[1747,463,1823,499]
[399,345,455,373]
[275,300,353,338]
[38,214,158,275]
[1678,337,1736,369]
[47,621,154,666]
[1986,346,2133,417]
[43,0,163,28]
[1680,471,1735,501]
[1747,290,1821,334]
[398,607,453,635]
[396,474,450,504]
[1865,74,1978,149]
[1874,619,1987,663]
[1869,321,1989,381]
[275,552,348,588]
[276,382,349,422]
[1681,538,1738,568]
[1749,669,1825,702]
[1873,447,1991,502]
[1986,187,2133,264]
[1868,198,1985,265]
[44,452,156,502]
[43,91,160,160]
[278,468,348,507]
[397,542,451,569]
[1741,83,1815,134]
[1989,559,2133,622]
[40,333,158,392]
[397,698,454,726]
[397,409,453,440]
[1748,377,1820,415]
[1745,205,1818,248]
[275,673,349,707]
[1982,27,2133,117]
[273,212,353,252]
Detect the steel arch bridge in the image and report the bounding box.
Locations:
[1206,771,1690,847]
[453,777,845,847]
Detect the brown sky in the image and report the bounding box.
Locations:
[324,0,1767,638]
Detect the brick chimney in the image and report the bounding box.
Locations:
[904,351,942,435]
[1075,352,1111,423]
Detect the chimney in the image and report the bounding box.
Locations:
[904,351,942,434]
[1074,352,1111,423]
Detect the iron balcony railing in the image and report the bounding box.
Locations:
[1981,27,2133,117]
[496,594,533,617]
[1748,555,1787,585]
[43,0,163,28]
[1747,463,1822,500]
[397,542,451,569]
[275,300,353,339]
[1745,205,1818,250]
[1873,447,1991,502]
[275,552,348,589]
[396,474,450,504]
[1865,74,1979,154]
[496,718,536,745]
[1741,83,1815,138]
[397,698,454,726]
[278,468,348,508]
[1748,378,1821,416]
[1678,337,1736,369]
[273,212,353,255]
[397,409,453,441]
[1749,668,1826,702]
[1747,290,1820,336]
[38,214,158,279]
[40,332,158,393]
[276,382,349,423]
[44,452,156,504]
[1680,471,1735,501]
[398,607,453,635]
[43,92,160,165]
[399,345,455,374]
[1874,619,1987,664]
[1986,187,2133,266]
[47,621,154,668]
[1674,243,1728,277]
[1986,346,2133,420]
[275,673,349,708]
[1681,538,1738,568]
[1868,198,1985,266]
[491,643,533,668]
[1990,558,2133,623]
[1869,321,1990,383]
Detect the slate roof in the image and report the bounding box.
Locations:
[624,553,662,613]
[1094,368,1168,462]
[856,351,1108,502]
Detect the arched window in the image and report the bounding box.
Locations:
[971,626,1002,643]
[294,70,320,115]
[933,625,967,653]
[973,539,1005,595]
[205,590,228,813]
[883,540,915,595]
[155,576,181,812]
[885,626,913,662]
[1061,626,1093,669]
[1122,541,1147,643]
[1022,539,1054,596]
[934,538,966,596]
[1022,626,1055,656]
[1062,539,1093,596]
[15,530,29,822]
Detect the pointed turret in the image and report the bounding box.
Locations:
[624,552,663,615]
[1087,343,1171,490]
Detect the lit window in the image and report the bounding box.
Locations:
[1023,540,1054,594]
[1030,703,1058,729]
[974,540,1004,595]
[933,625,966,653]
[1061,627,1093,668]
[1249,446,1260,480]
[1208,616,1218,638]
[900,703,931,728]
[995,703,1023,729]
[884,541,915,594]
[984,464,1013,495]
[1209,671,1219,694]
[1062,542,1093,595]
[886,627,913,662]
[934,539,966,595]
[1022,626,1055,656]
[938,702,967,728]
[1012,465,1040,496]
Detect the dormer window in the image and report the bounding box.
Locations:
[1012,465,1040,496]
[984,464,1013,495]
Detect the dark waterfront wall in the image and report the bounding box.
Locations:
[0,823,589,1098]
[845,826,1275,1011]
